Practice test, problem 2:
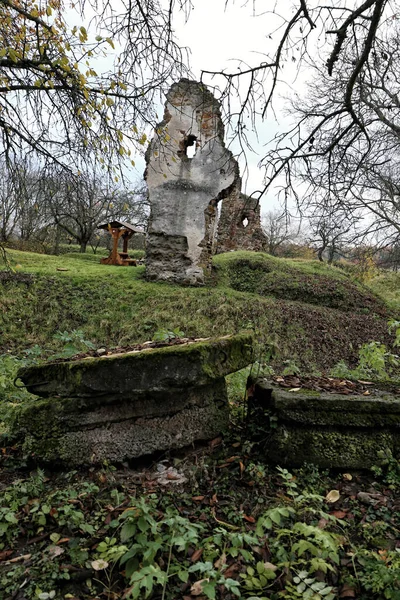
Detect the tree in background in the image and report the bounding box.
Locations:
[262,10,400,227]
[261,210,301,256]
[0,0,187,171]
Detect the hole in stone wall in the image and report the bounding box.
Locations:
[185,134,197,158]
[242,217,249,228]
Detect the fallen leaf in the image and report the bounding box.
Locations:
[357,380,373,385]
[289,387,301,392]
[224,563,241,578]
[239,461,245,476]
[363,391,371,396]
[264,561,278,571]
[214,552,227,569]
[191,579,208,596]
[243,514,256,523]
[0,550,13,561]
[232,442,241,448]
[191,548,203,563]
[209,437,222,448]
[226,456,240,463]
[318,518,329,529]
[192,496,205,502]
[48,545,65,559]
[331,510,348,519]
[6,554,31,564]
[326,490,340,503]
[340,583,357,597]
[342,473,353,481]
[357,491,383,506]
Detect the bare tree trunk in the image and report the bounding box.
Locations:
[79,240,88,253]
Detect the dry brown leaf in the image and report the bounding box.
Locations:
[209,437,222,448]
[318,518,329,529]
[243,514,256,523]
[343,473,353,481]
[191,548,203,563]
[192,496,205,502]
[264,561,278,571]
[191,579,208,596]
[214,552,227,569]
[331,510,348,519]
[226,456,240,463]
[340,584,357,597]
[57,537,70,545]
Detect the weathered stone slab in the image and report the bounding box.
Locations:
[19,333,254,398]
[248,379,400,469]
[12,334,253,465]
[13,380,229,465]
[145,79,240,285]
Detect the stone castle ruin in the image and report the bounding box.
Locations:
[145,79,266,285]
[215,177,267,254]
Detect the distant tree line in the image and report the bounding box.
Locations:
[0,157,149,254]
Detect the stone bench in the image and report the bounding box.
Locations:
[11,333,253,465]
[248,378,400,469]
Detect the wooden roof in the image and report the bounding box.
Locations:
[98,220,145,234]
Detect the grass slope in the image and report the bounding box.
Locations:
[0,249,395,372]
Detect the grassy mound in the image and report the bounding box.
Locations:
[0,249,395,373]
[213,251,388,315]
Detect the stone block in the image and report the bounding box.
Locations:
[12,334,254,465]
[248,379,400,469]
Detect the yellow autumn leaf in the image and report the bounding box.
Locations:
[325,490,340,503]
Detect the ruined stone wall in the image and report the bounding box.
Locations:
[215,180,267,254]
[145,79,240,285]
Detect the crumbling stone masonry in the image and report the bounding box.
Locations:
[216,178,267,254]
[12,333,254,466]
[145,79,240,285]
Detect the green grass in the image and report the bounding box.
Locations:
[369,272,400,312]
[0,249,396,373]
[213,252,388,314]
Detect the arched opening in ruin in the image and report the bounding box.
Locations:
[242,217,249,228]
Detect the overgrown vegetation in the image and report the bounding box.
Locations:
[0,250,393,374]
[1,442,400,600]
[1,248,400,599]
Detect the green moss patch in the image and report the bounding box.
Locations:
[212,251,388,315]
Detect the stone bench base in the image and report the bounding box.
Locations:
[12,334,253,465]
[248,379,400,469]
[14,380,228,465]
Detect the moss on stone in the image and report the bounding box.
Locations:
[267,426,396,469]
[18,332,254,399]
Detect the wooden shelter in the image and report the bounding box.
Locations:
[98,220,144,266]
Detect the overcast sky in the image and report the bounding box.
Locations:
[169,0,310,213]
